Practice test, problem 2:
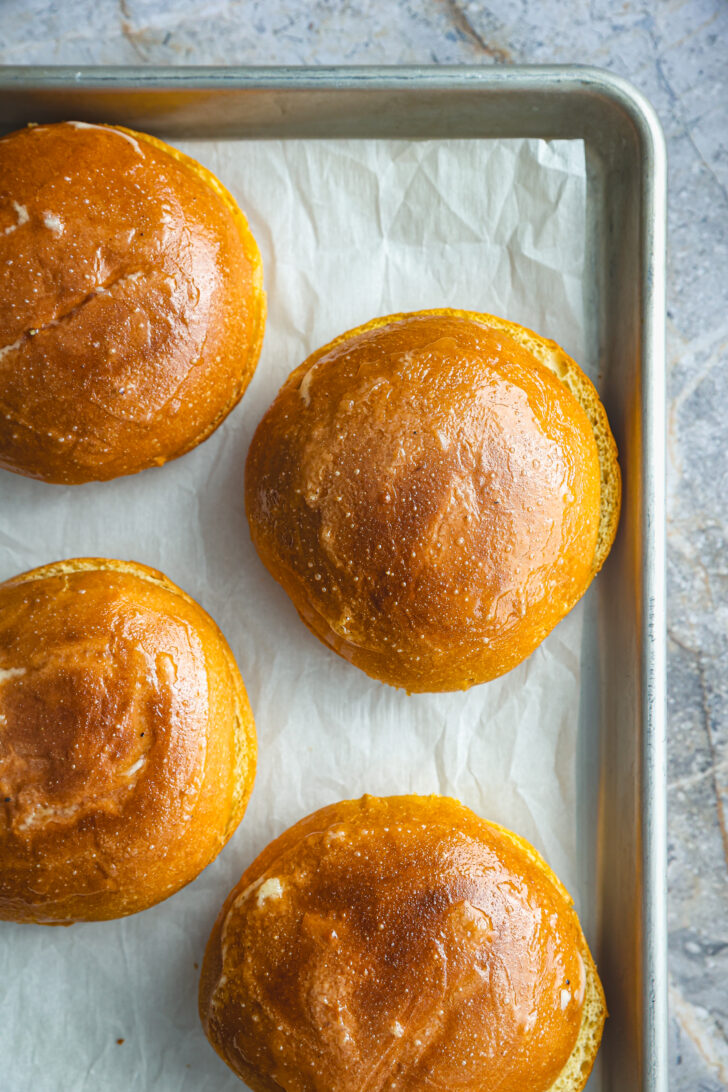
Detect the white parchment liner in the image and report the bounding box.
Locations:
[0,137,598,1090]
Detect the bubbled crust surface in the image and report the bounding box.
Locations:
[0,558,257,923]
[0,121,266,484]
[199,795,605,1092]
[245,311,606,693]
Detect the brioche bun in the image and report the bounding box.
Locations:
[199,794,606,1091]
[245,310,620,692]
[0,121,265,484]
[0,558,256,923]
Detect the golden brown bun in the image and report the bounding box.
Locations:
[0,121,266,484]
[199,794,606,1092]
[245,310,620,692]
[0,558,256,923]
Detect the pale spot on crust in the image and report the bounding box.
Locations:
[561,989,572,1010]
[42,212,64,235]
[257,877,284,907]
[0,338,23,362]
[15,800,84,832]
[391,1021,405,1038]
[299,362,319,406]
[2,201,28,236]
[122,756,146,778]
[234,875,264,910]
[67,121,143,156]
[0,667,25,684]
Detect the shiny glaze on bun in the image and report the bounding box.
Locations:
[0,558,256,923]
[0,121,265,483]
[245,310,620,692]
[200,794,606,1091]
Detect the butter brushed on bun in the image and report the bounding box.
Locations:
[245,310,620,692]
[0,121,265,483]
[0,558,256,923]
[199,794,606,1092]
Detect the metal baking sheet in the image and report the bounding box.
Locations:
[0,66,667,1092]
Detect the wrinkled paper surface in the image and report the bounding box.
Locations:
[0,138,597,1090]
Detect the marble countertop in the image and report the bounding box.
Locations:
[1,1,726,1088]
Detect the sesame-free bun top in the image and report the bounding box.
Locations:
[0,121,265,484]
[199,794,606,1092]
[0,558,256,923]
[245,310,620,692]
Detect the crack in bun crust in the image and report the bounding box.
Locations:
[0,557,257,923]
[245,309,621,693]
[0,121,266,484]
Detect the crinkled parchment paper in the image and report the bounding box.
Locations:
[0,137,599,1090]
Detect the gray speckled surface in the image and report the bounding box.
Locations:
[0,1,726,1088]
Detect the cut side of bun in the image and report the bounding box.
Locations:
[551,947,607,1090]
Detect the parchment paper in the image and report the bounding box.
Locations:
[0,137,596,1091]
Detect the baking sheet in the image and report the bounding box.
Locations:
[0,136,598,1090]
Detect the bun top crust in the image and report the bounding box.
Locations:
[246,311,608,692]
[0,122,265,483]
[0,558,256,923]
[200,795,597,1092]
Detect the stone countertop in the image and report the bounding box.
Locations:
[1,1,726,1088]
